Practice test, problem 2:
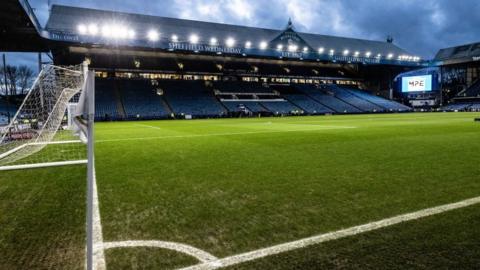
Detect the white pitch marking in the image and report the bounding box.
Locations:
[133,123,162,130]
[97,126,357,143]
[180,195,480,270]
[103,240,219,263]
[91,168,106,270]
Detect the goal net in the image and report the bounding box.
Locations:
[0,64,89,170]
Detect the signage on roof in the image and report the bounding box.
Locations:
[45,30,424,67]
[169,42,242,54]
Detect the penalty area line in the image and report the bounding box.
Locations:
[133,123,162,130]
[97,126,357,143]
[180,195,480,270]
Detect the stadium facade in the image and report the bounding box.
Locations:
[1,0,480,121]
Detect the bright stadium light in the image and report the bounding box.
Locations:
[128,30,135,39]
[171,34,178,42]
[101,25,112,37]
[318,47,324,53]
[277,44,283,51]
[189,34,199,44]
[288,44,298,52]
[365,51,372,57]
[343,49,349,56]
[387,53,394,59]
[210,37,218,45]
[377,53,382,58]
[329,49,335,55]
[77,24,87,35]
[111,25,125,39]
[245,41,252,48]
[226,37,235,47]
[88,24,98,35]
[259,41,268,50]
[303,47,309,52]
[147,30,159,41]
[354,51,360,57]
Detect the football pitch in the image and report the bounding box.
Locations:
[1,112,480,269]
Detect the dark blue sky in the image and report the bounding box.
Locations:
[5,0,480,70]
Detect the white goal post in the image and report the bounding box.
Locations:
[0,62,94,171]
[0,61,97,270]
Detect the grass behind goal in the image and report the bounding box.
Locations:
[1,112,480,269]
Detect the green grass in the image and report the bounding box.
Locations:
[227,204,480,269]
[0,166,86,269]
[1,112,480,269]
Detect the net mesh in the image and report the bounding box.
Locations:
[0,64,87,168]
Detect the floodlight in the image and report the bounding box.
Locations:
[77,24,87,35]
[365,51,371,57]
[343,49,349,56]
[88,24,98,35]
[259,41,268,50]
[210,37,218,45]
[128,30,135,39]
[147,30,159,41]
[171,35,178,42]
[245,41,252,48]
[387,53,394,59]
[303,47,309,52]
[329,49,335,55]
[226,37,235,47]
[277,44,283,50]
[101,25,112,37]
[119,26,129,39]
[189,34,199,44]
[318,47,325,53]
[354,51,360,56]
[288,44,298,52]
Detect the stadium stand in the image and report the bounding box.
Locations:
[214,81,272,93]
[160,80,227,117]
[296,85,362,113]
[325,85,385,112]
[95,79,121,121]
[470,103,480,111]
[272,85,334,114]
[260,101,300,114]
[456,79,480,98]
[118,80,171,120]
[346,89,412,111]
[222,101,269,114]
[93,78,411,120]
[439,102,480,112]
[440,103,471,111]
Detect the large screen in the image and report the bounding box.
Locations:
[401,75,433,92]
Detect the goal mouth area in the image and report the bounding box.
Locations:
[0,140,87,170]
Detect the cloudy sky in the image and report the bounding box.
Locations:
[5,0,480,70]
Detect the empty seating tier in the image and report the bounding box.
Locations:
[95,79,121,121]
[160,80,227,117]
[119,79,170,120]
[295,85,362,113]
